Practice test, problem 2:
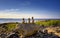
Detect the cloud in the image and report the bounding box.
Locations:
[0,12,55,19]
[0,9,60,19]
[20,1,31,6]
[1,9,19,12]
[0,9,20,14]
[0,9,40,18]
[0,13,41,18]
[5,9,19,11]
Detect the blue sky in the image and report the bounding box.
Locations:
[0,0,60,19]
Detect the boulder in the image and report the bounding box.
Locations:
[17,23,40,36]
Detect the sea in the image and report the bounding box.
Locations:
[0,18,59,23]
[0,18,39,23]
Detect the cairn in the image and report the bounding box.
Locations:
[28,18,30,23]
[22,17,34,24]
[22,18,25,24]
[32,17,34,23]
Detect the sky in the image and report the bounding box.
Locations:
[0,0,60,19]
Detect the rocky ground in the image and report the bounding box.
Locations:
[45,26,60,37]
[0,23,60,38]
[7,26,60,38]
[24,26,60,38]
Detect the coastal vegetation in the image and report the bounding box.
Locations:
[7,23,17,31]
[0,22,19,34]
[35,19,60,26]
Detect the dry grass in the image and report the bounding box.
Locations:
[45,26,60,37]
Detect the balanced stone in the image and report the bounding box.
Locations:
[32,17,34,23]
[22,18,25,24]
[28,18,30,23]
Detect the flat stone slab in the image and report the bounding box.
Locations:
[17,23,40,36]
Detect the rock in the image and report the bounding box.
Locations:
[17,23,40,36]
